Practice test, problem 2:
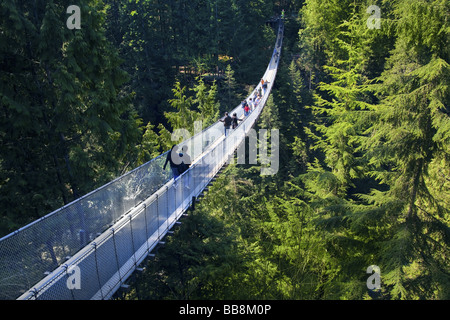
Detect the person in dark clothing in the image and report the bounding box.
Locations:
[178,145,191,175]
[262,79,269,94]
[231,113,242,129]
[163,145,181,179]
[178,145,192,188]
[219,112,232,136]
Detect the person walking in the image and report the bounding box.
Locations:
[231,113,242,129]
[163,145,181,180]
[248,97,254,111]
[244,103,250,116]
[178,145,192,189]
[219,112,232,136]
[255,95,261,109]
[178,145,191,175]
[262,79,269,94]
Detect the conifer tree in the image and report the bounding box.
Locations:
[297,1,393,298]
[303,7,373,196]
[221,64,242,112]
[0,0,141,234]
[192,78,220,129]
[143,78,221,153]
[360,0,450,299]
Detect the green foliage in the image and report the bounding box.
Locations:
[297,0,450,300]
[125,0,448,301]
[140,77,221,154]
[122,0,449,301]
[0,0,141,234]
[220,64,242,113]
[192,78,221,129]
[2,0,448,301]
[359,0,450,298]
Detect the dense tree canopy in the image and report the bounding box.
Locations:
[1,0,448,300]
[119,0,449,300]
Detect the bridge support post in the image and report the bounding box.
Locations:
[191,196,196,211]
[79,229,88,247]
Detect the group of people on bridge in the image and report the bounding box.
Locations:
[163,76,270,181]
[220,78,269,137]
[162,14,282,181]
[163,45,277,182]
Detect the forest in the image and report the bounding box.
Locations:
[0,0,449,300]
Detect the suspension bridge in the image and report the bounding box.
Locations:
[0,19,284,300]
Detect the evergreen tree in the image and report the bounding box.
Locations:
[106,0,176,126]
[298,0,450,299]
[220,64,242,113]
[142,78,221,153]
[305,17,372,195]
[192,78,221,129]
[360,0,450,299]
[0,0,141,234]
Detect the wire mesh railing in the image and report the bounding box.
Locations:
[1,20,283,300]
